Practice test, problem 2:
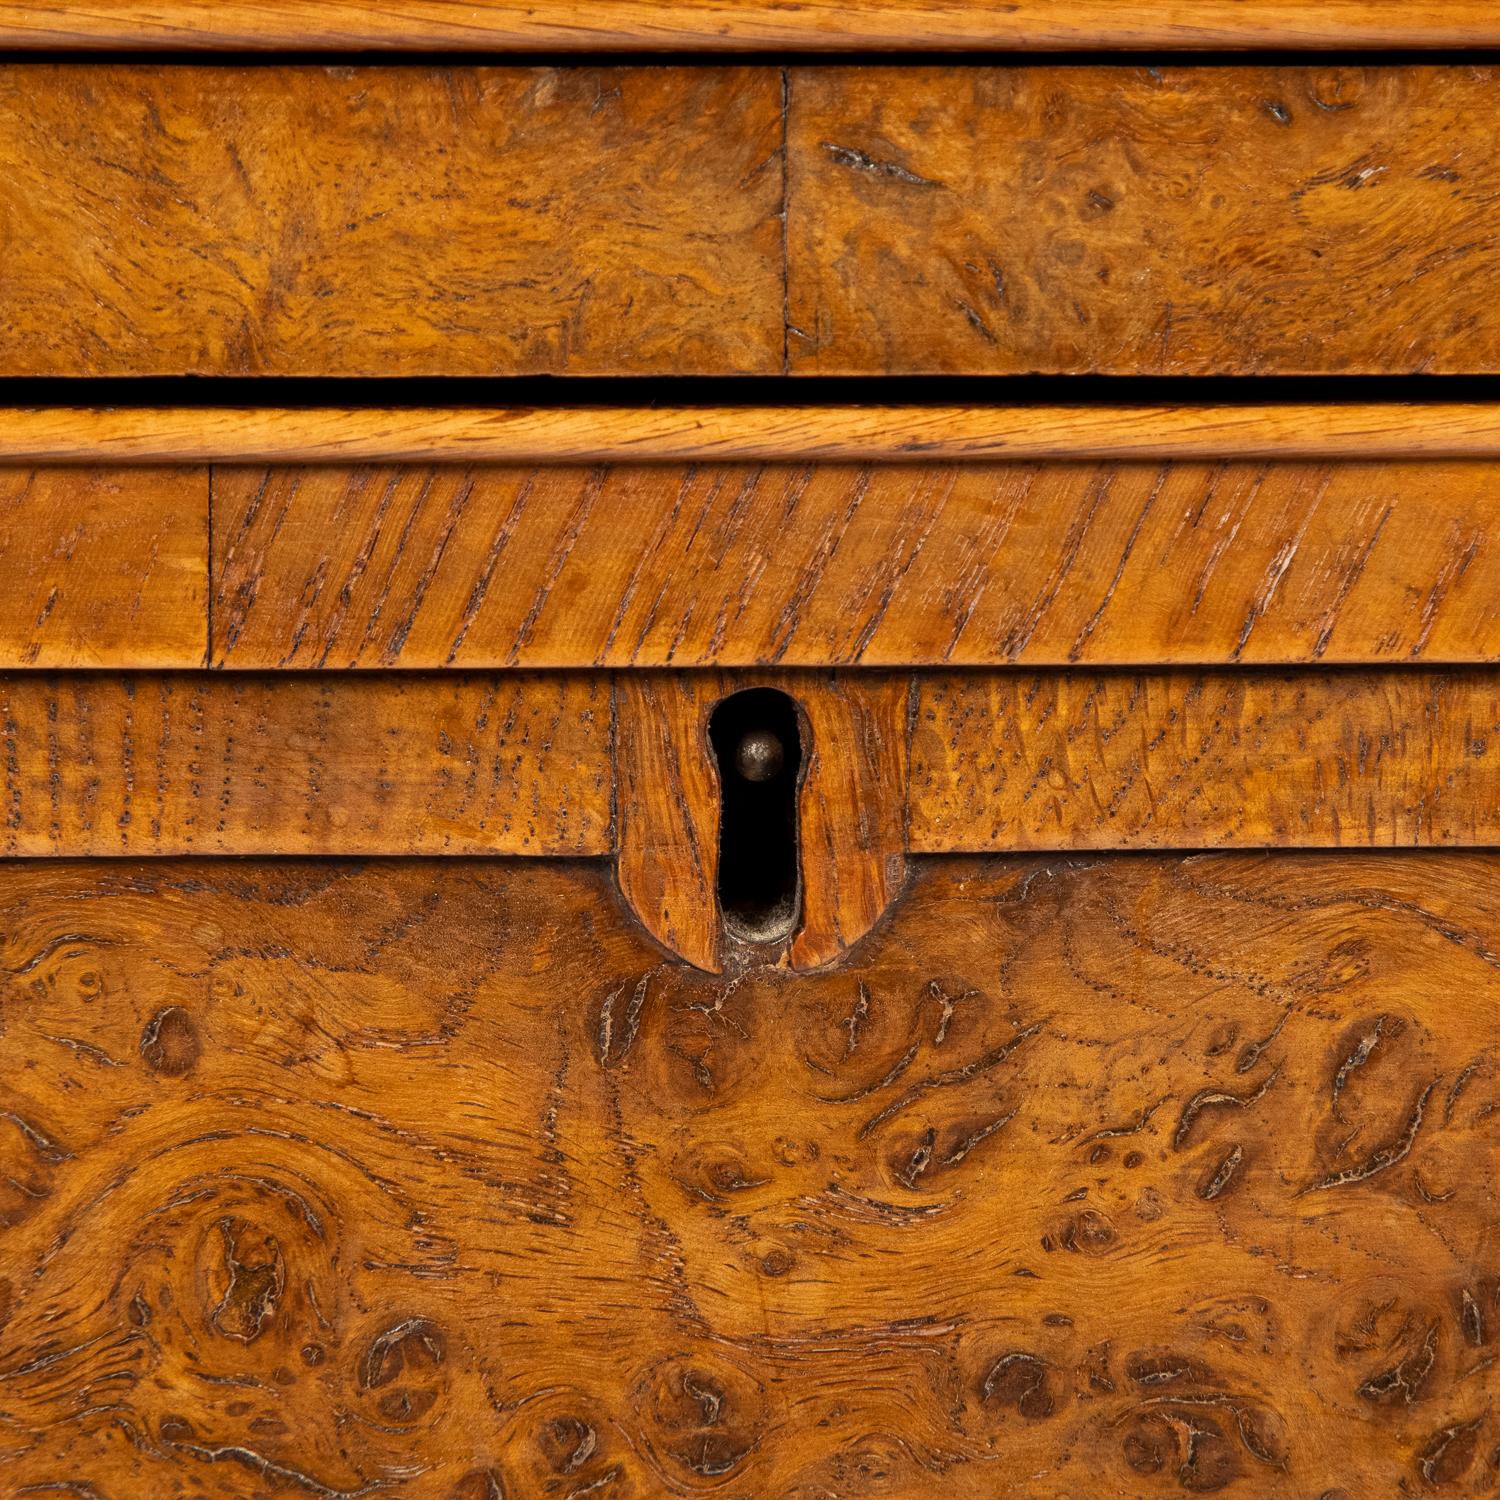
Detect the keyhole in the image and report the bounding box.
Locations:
[709,688,803,945]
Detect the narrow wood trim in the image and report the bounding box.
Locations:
[5,406,1500,465]
[0,1,1494,51]
[0,673,615,857]
[6,670,1496,859]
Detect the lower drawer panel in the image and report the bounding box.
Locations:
[3,852,1495,1495]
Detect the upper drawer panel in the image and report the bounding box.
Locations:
[0,65,784,377]
[788,65,1500,375]
[5,64,1500,376]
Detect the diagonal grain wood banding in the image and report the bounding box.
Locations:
[211,461,1500,668]
[0,65,784,378]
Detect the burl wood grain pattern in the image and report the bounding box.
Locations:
[2,0,1497,50]
[910,671,1500,852]
[614,672,908,972]
[211,460,1500,668]
[789,65,1500,375]
[0,65,782,377]
[3,852,1498,1496]
[0,673,611,857]
[0,467,207,668]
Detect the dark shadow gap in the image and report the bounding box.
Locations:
[7,49,1500,67]
[9,374,1500,409]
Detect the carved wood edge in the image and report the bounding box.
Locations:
[0,0,1493,51]
[6,405,1500,464]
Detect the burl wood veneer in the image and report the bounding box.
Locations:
[6,65,1500,375]
[788,65,1500,375]
[2,853,1497,1495]
[0,65,783,377]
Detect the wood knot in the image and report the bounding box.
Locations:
[140,1004,200,1076]
[358,1316,449,1426]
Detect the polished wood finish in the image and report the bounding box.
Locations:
[789,673,909,972]
[1,0,1496,50]
[211,460,1500,669]
[0,467,206,669]
[615,674,723,972]
[0,674,612,857]
[9,64,1500,377]
[789,66,1500,375]
[3,851,1497,1495]
[9,404,1500,465]
[0,65,783,377]
[910,671,1500,852]
[1,666,1492,867]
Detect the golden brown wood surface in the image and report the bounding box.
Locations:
[3,669,1497,865]
[0,674,612,857]
[10,65,1500,376]
[0,467,206,669]
[1,0,1497,50]
[0,65,783,378]
[615,674,723,972]
[211,460,1500,669]
[2,852,1498,1495]
[910,671,1500,852]
[10,404,1500,465]
[789,65,1500,375]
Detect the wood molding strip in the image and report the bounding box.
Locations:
[5,406,1500,465]
[2,669,1495,860]
[0,1,1495,51]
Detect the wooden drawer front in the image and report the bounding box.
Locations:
[0,66,784,377]
[788,64,1500,375]
[4,64,1500,375]
[5,852,1497,1496]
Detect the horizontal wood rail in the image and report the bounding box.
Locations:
[0,1,1495,51]
[2,669,1494,858]
[6,418,1500,669]
[6,405,1500,465]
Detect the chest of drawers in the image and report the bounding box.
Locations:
[1,8,1498,1497]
